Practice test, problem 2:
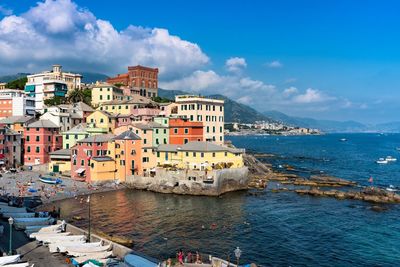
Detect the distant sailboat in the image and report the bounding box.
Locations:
[340,138,347,142]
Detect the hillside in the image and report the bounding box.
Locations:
[264,110,367,132]
[0,73,30,83]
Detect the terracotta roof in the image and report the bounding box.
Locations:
[0,116,34,124]
[78,134,115,143]
[27,120,59,128]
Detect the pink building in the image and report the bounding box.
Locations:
[71,134,115,182]
[24,120,62,165]
[131,107,161,122]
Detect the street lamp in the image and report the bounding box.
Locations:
[8,217,14,255]
[234,247,242,266]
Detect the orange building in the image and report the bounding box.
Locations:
[169,117,203,145]
[106,65,158,98]
[112,130,143,179]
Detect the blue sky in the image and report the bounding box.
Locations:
[0,0,399,124]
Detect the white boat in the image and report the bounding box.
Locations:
[13,217,54,230]
[57,241,103,253]
[0,206,27,213]
[71,251,113,265]
[2,212,35,219]
[37,224,62,233]
[386,156,397,162]
[31,232,70,240]
[0,254,20,265]
[376,158,388,164]
[340,138,347,142]
[66,244,113,257]
[49,240,88,253]
[41,235,86,244]
[3,263,32,267]
[386,185,398,192]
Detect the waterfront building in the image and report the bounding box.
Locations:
[130,123,157,174]
[0,127,22,167]
[0,116,35,135]
[107,65,159,97]
[156,141,244,170]
[0,89,35,117]
[0,83,6,89]
[40,106,73,132]
[111,130,143,180]
[25,65,82,112]
[48,148,71,174]
[170,95,224,144]
[71,134,115,182]
[24,120,62,166]
[91,82,124,107]
[86,110,117,133]
[62,123,90,149]
[169,117,203,145]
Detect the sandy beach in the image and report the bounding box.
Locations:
[0,169,123,206]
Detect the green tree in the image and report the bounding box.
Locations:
[44,96,65,106]
[6,77,27,90]
[67,88,93,106]
[151,96,172,103]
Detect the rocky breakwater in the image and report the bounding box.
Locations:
[296,187,400,204]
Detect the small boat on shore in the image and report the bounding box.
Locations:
[2,212,35,219]
[55,241,102,253]
[0,206,27,213]
[39,177,62,184]
[71,251,113,265]
[66,244,113,257]
[376,158,388,164]
[385,156,397,162]
[0,255,20,265]
[386,185,398,192]
[14,217,55,230]
[42,235,86,244]
[124,253,160,267]
[31,232,69,240]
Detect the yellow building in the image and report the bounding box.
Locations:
[90,156,116,182]
[91,82,124,107]
[48,149,71,174]
[97,95,154,115]
[130,123,157,174]
[86,110,117,133]
[156,141,244,170]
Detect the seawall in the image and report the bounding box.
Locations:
[126,167,249,196]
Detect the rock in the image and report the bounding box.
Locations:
[369,205,389,212]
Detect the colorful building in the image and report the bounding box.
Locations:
[130,123,156,174]
[169,117,203,145]
[107,65,159,97]
[91,83,124,107]
[89,157,116,182]
[112,130,143,180]
[98,95,155,115]
[0,116,35,135]
[0,127,22,167]
[62,123,90,149]
[171,95,224,144]
[86,110,117,133]
[25,65,81,112]
[156,141,244,170]
[0,89,35,117]
[71,134,115,182]
[24,120,62,166]
[48,149,71,174]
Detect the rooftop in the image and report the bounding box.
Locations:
[27,120,59,129]
[113,130,141,141]
[63,123,87,134]
[132,122,166,130]
[157,141,244,153]
[49,148,71,156]
[92,156,114,162]
[78,134,115,143]
[99,95,153,106]
[0,116,34,124]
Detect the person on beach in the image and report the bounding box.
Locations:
[166,258,172,267]
[186,252,192,263]
[177,249,184,265]
[195,252,202,264]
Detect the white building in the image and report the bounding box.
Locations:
[0,89,35,117]
[25,65,83,113]
[169,95,225,144]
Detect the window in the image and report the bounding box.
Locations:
[184,138,188,144]
[120,160,125,166]
[207,126,209,133]
[185,152,189,157]
[213,127,215,133]
[155,129,159,134]
[157,152,160,157]
[212,152,216,157]
[144,149,148,153]
[81,160,84,166]
[73,159,76,165]
[163,129,166,134]
[66,144,69,149]
[144,139,147,144]
[26,136,30,141]
[142,157,149,163]
[193,152,196,157]
[100,118,104,123]
[174,128,178,134]
[225,152,228,157]
[66,134,69,140]
[190,115,193,121]
[27,146,31,152]
[184,128,189,134]
[156,139,159,145]
[201,152,204,158]
[163,138,167,144]
[36,128,39,131]
[220,127,223,132]
[35,147,40,153]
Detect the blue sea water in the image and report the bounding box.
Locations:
[52,133,400,266]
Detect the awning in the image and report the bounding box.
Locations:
[75,168,85,174]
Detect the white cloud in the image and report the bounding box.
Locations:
[0,0,209,79]
[225,57,247,73]
[0,5,12,16]
[237,96,252,105]
[266,60,283,68]
[283,87,298,98]
[292,88,335,104]
[159,70,222,92]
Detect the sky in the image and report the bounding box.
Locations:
[0,0,399,124]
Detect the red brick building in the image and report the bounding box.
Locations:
[106,65,159,98]
[169,118,203,145]
[24,120,62,165]
[71,134,114,182]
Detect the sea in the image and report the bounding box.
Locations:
[51,133,400,266]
